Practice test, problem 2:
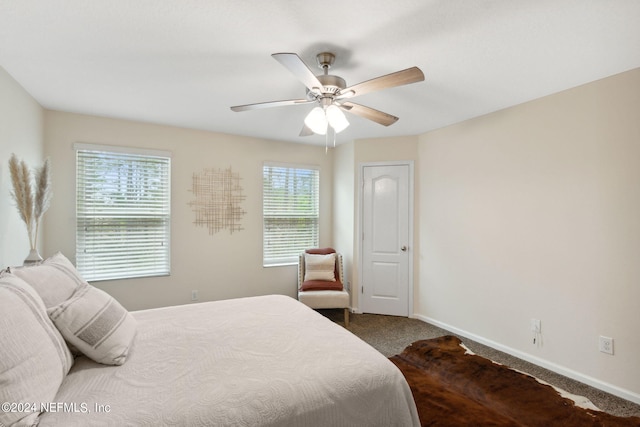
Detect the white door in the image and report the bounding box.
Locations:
[361,164,412,316]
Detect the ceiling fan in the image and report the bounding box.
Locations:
[230,52,425,137]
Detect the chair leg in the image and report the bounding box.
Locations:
[344,308,350,327]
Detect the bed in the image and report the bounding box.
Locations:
[1,254,419,427]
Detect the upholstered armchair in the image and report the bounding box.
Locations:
[297,248,350,326]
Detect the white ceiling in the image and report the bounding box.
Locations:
[1,0,639,145]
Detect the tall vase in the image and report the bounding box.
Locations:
[24,249,43,266]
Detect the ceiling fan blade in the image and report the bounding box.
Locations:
[299,124,314,137]
[272,53,324,93]
[230,99,313,112]
[339,102,399,126]
[337,67,424,99]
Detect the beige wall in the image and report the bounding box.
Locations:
[0,67,44,266]
[333,141,355,295]
[417,68,640,401]
[43,111,334,310]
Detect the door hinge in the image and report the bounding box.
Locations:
[361,285,364,294]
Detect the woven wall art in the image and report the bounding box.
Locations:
[188,167,246,235]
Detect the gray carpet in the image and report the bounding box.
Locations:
[320,309,640,419]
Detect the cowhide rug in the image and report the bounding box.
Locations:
[390,335,640,427]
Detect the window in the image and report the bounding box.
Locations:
[75,143,171,281]
[263,163,319,266]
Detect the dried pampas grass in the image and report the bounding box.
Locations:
[8,154,52,250]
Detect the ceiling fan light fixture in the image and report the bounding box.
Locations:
[326,104,349,133]
[304,106,328,135]
[230,52,425,137]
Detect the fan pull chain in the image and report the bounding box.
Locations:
[324,127,337,154]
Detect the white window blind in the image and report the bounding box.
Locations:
[75,145,171,281]
[263,164,319,266]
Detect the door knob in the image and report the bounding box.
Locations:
[401,246,407,252]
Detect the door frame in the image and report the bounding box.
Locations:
[357,161,414,316]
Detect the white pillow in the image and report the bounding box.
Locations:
[48,282,137,366]
[11,251,85,308]
[304,253,336,282]
[0,273,74,427]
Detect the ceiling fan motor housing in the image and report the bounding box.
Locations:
[303,52,347,101]
[306,74,347,101]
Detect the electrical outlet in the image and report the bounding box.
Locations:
[191,290,199,301]
[599,336,614,355]
[530,318,541,333]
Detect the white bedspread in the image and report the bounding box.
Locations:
[39,295,419,426]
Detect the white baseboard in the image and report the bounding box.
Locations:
[411,313,640,406]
